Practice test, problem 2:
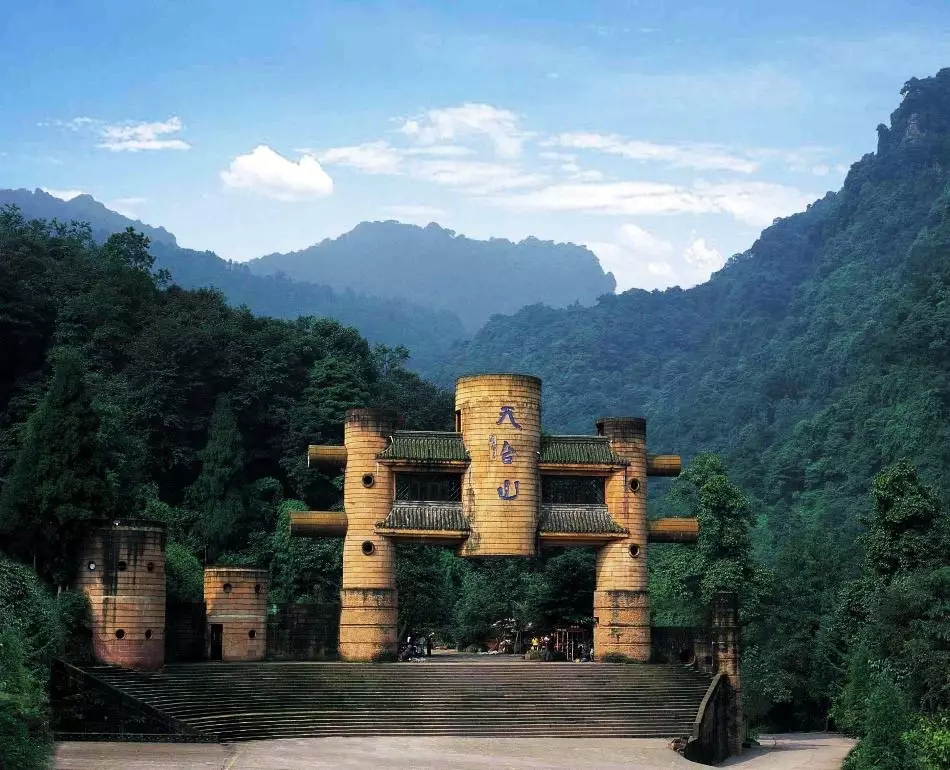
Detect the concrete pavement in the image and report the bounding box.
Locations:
[56,733,855,769]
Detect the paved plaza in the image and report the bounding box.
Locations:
[56,733,855,769]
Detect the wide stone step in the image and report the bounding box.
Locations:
[78,661,712,742]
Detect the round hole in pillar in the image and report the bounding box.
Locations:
[114,629,125,640]
[361,472,375,488]
[248,629,256,639]
[628,477,641,493]
[223,583,233,593]
[145,629,152,640]
[361,540,376,556]
[629,543,641,558]
[146,561,154,572]
[254,583,262,594]
[117,560,127,571]
[87,561,97,571]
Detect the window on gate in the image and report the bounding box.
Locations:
[541,476,606,505]
[395,473,462,502]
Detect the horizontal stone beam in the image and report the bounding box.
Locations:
[647,455,681,477]
[647,518,699,543]
[373,528,469,545]
[539,531,627,548]
[307,445,348,467]
[290,511,348,537]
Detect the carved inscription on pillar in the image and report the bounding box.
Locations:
[494,407,521,503]
[456,374,540,556]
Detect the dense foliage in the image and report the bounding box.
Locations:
[832,462,950,768]
[432,69,950,737]
[0,556,89,770]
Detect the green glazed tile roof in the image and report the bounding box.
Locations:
[378,502,470,531]
[377,431,470,463]
[539,436,627,465]
[538,504,627,534]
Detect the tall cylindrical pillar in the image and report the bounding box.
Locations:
[713,592,743,755]
[77,520,166,671]
[455,374,541,557]
[339,408,399,661]
[593,418,651,662]
[204,567,268,662]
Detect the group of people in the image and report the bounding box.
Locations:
[530,635,592,662]
[398,633,433,661]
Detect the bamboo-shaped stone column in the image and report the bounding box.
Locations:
[455,374,541,558]
[594,417,651,662]
[338,408,399,661]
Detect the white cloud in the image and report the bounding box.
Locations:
[319,141,403,174]
[493,179,815,227]
[587,227,726,291]
[586,224,676,290]
[693,180,816,226]
[317,141,475,175]
[40,187,85,201]
[495,180,713,216]
[409,159,546,193]
[550,132,759,173]
[683,236,724,270]
[98,116,190,152]
[400,103,528,158]
[221,145,333,201]
[46,115,191,151]
[52,116,97,131]
[403,145,474,157]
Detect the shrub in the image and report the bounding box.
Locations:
[0,556,62,678]
[905,713,950,770]
[165,541,204,604]
[56,590,92,663]
[843,674,917,770]
[0,623,54,770]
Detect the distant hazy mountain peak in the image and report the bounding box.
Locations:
[249,219,616,330]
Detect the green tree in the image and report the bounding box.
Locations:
[663,454,770,615]
[863,459,948,581]
[185,394,246,560]
[0,348,114,584]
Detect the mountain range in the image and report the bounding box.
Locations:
[249,221,616,331]
[0,189,616,364]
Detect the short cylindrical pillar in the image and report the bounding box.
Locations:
[594,417,650,662]
[339,408,399,661]
[77,520,166,671]
[456,374,541,557]
[204,567,268,662]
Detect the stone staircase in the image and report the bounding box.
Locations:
[81,661,712,742]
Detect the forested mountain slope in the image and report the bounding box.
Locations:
[0,189,466,366]
[434,69,950,544]
[248,220,616,331]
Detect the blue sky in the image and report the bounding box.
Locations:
[2,1,948,291]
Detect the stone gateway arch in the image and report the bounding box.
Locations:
[291,373,698,663]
